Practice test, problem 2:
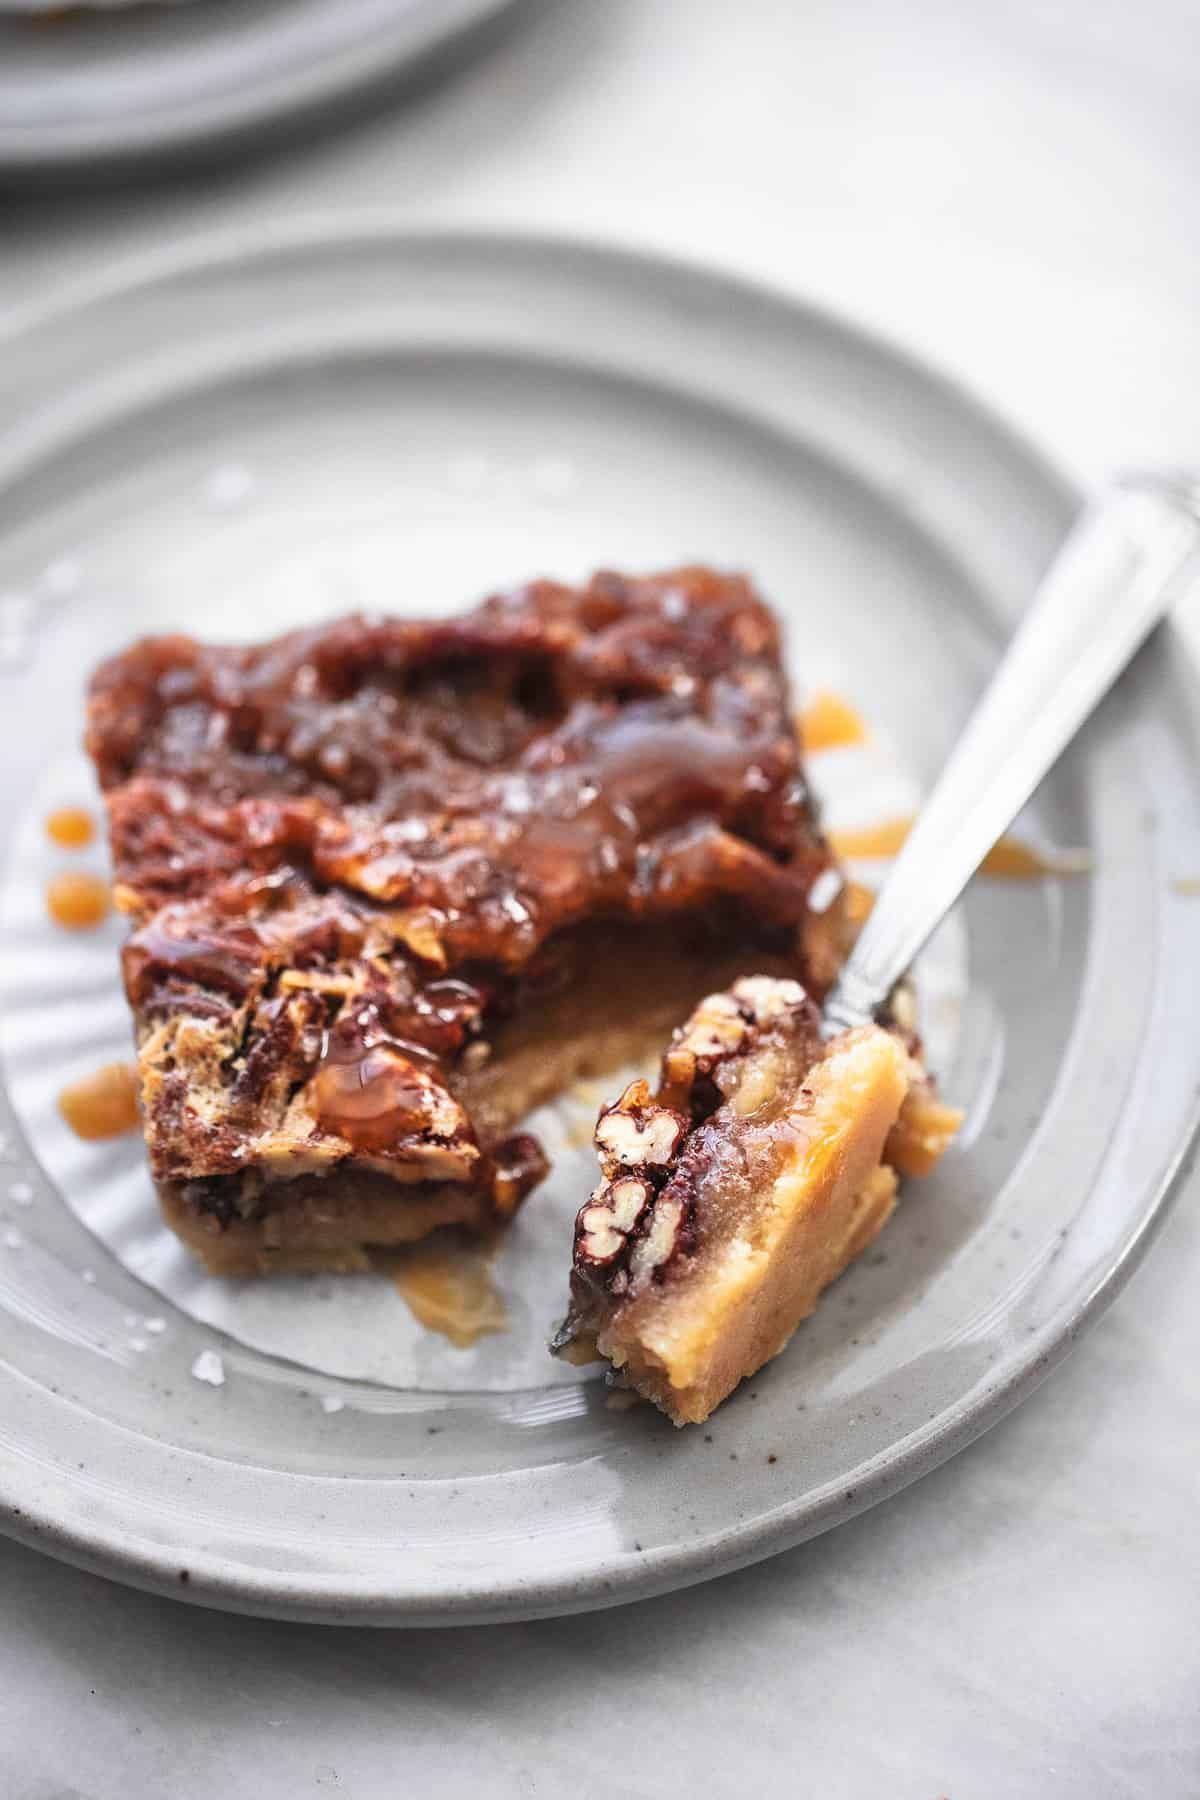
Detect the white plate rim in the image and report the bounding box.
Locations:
[0,221,1197,1625]
[0,0,517,177]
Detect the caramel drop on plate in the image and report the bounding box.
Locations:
[385,1239,507,1347]
[829,817,914,860]
[799,691,869,753]
[830,817,1089,880]
[45,807,95,850]
[59,1063,140,1141]
[843,879,877,929]
[604,1388,642,1412]
[975,837,1090,878]
[46,870,110,929]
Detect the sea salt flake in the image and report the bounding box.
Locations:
[204,463,256,510]
[191,1350,226,1387]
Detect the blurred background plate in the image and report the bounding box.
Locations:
[0,226,1197,1626]
[0,0,519,181]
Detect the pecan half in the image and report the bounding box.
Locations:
[626,1191,688,1285]
[731,974,809,1025]
[570,1082,691,1297]
[594,1080,687,1176]
[576,1175,654,1272]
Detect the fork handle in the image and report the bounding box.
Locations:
[822,472,1200,1037]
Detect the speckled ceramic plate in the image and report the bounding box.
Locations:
[0,0,516,180]
[0,226,1198,1627]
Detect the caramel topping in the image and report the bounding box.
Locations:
[384,1238,507,1346]
[830,816,1089,879]
[798,690,868,753]
[123,914,263,1003]
[86,571,825,963]
[59,1062,140,1140]
[45,807,96,849]
[47,870,110,930]
[312,1019,443,1153]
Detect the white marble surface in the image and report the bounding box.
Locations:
[1,3,1199,1794]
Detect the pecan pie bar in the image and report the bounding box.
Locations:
[554,976,960,1423]
[86,569,840,1275]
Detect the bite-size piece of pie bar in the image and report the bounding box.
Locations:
[86,569,843,1275]
[554,976,960,1423]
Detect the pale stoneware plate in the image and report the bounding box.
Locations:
[0,226,1197,1626]
[0,0,516,180]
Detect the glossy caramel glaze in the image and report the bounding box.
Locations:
[89,571,828,966]
[313,1019,450,1156]
[831,815,1088,878]
[383,1237,507,1346]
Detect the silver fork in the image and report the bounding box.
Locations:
[822,472,1200,1037]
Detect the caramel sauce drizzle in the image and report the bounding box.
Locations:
[58,1063,140,1141]
[312,1026,436,1154]
[829,815,1090,879]
[798,691,869,752]
[800,693,1088,880]
[842,880,876,928]
[830,817,913,860]
[380,1237,507,1347]
[977,837,1091,879]
[46,870,111,929]
[45,807,95,850]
